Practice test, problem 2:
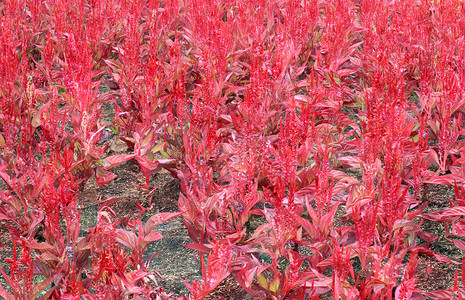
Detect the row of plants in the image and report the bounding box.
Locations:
[1,0,465,298]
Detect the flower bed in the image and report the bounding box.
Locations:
[1,0,465,299]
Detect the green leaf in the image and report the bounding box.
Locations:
[269,277,280,293]
[257,274,268,290]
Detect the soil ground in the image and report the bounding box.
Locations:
[416,184,462,298]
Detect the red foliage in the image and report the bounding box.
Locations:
[1,0,465,299]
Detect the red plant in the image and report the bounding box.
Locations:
[2,0,465,298]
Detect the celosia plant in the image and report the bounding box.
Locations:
[1,0,465,299]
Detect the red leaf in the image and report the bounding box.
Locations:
[235,264,257,288]
[0,283,14,300]
[116,229,138,250]
[447,238,465,252]
[95,166,117,187]
[31,277,54,299]
[0,168,12,189]
[414,247,460,264]
[408,292,426,300]
[144,212,181,233]
[103,154,136,170]
[97,197,119,206]
[417,231,439,243]
[184,243,212,253]
[143,230,163,244]
[0,268,19,298]
[338,156,362,168]
[426,174,461,185]
[298,216,319,238]
[136,155,161,171]
[0,205,18,223]
[442,206,465,218]
[423,289,465,298]
[419,210,447,222]
[23,239,57,253]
